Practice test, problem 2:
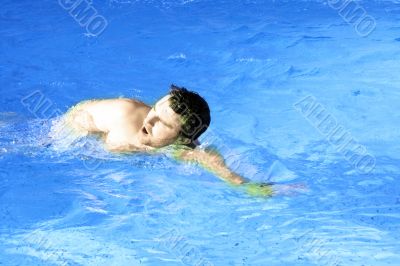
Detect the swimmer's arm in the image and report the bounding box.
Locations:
[173,148,247,185]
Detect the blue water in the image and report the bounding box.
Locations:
[1,0,400,265]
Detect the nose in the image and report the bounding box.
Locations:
[143,113,158,134]
[144,114,157,126]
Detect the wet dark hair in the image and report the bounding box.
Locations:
[168,84,211,145]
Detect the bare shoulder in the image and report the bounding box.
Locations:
[111,98,150,114]
[64,98,150,134]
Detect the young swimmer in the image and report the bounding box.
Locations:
[60,84,273,195]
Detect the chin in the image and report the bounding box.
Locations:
[148,141,169,148]
[139,136,159,147]
[149,138,175,148]
[138,133,152,146]
[140,132,177,148]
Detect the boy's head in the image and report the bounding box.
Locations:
[141,85,210,148]
[169,85,211,146]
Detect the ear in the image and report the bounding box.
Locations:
[177,137,199,149]
[178,136,192,145]
[175,136,192,145]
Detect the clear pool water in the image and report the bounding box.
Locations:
[1,0,400,265]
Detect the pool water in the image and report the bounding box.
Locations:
[1,0,400,265]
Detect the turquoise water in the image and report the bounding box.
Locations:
[1,0,400,265]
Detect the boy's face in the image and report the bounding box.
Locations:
[140,95,183,148]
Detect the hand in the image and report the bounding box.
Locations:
[243,182,307,197]
[244,182,274,197]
